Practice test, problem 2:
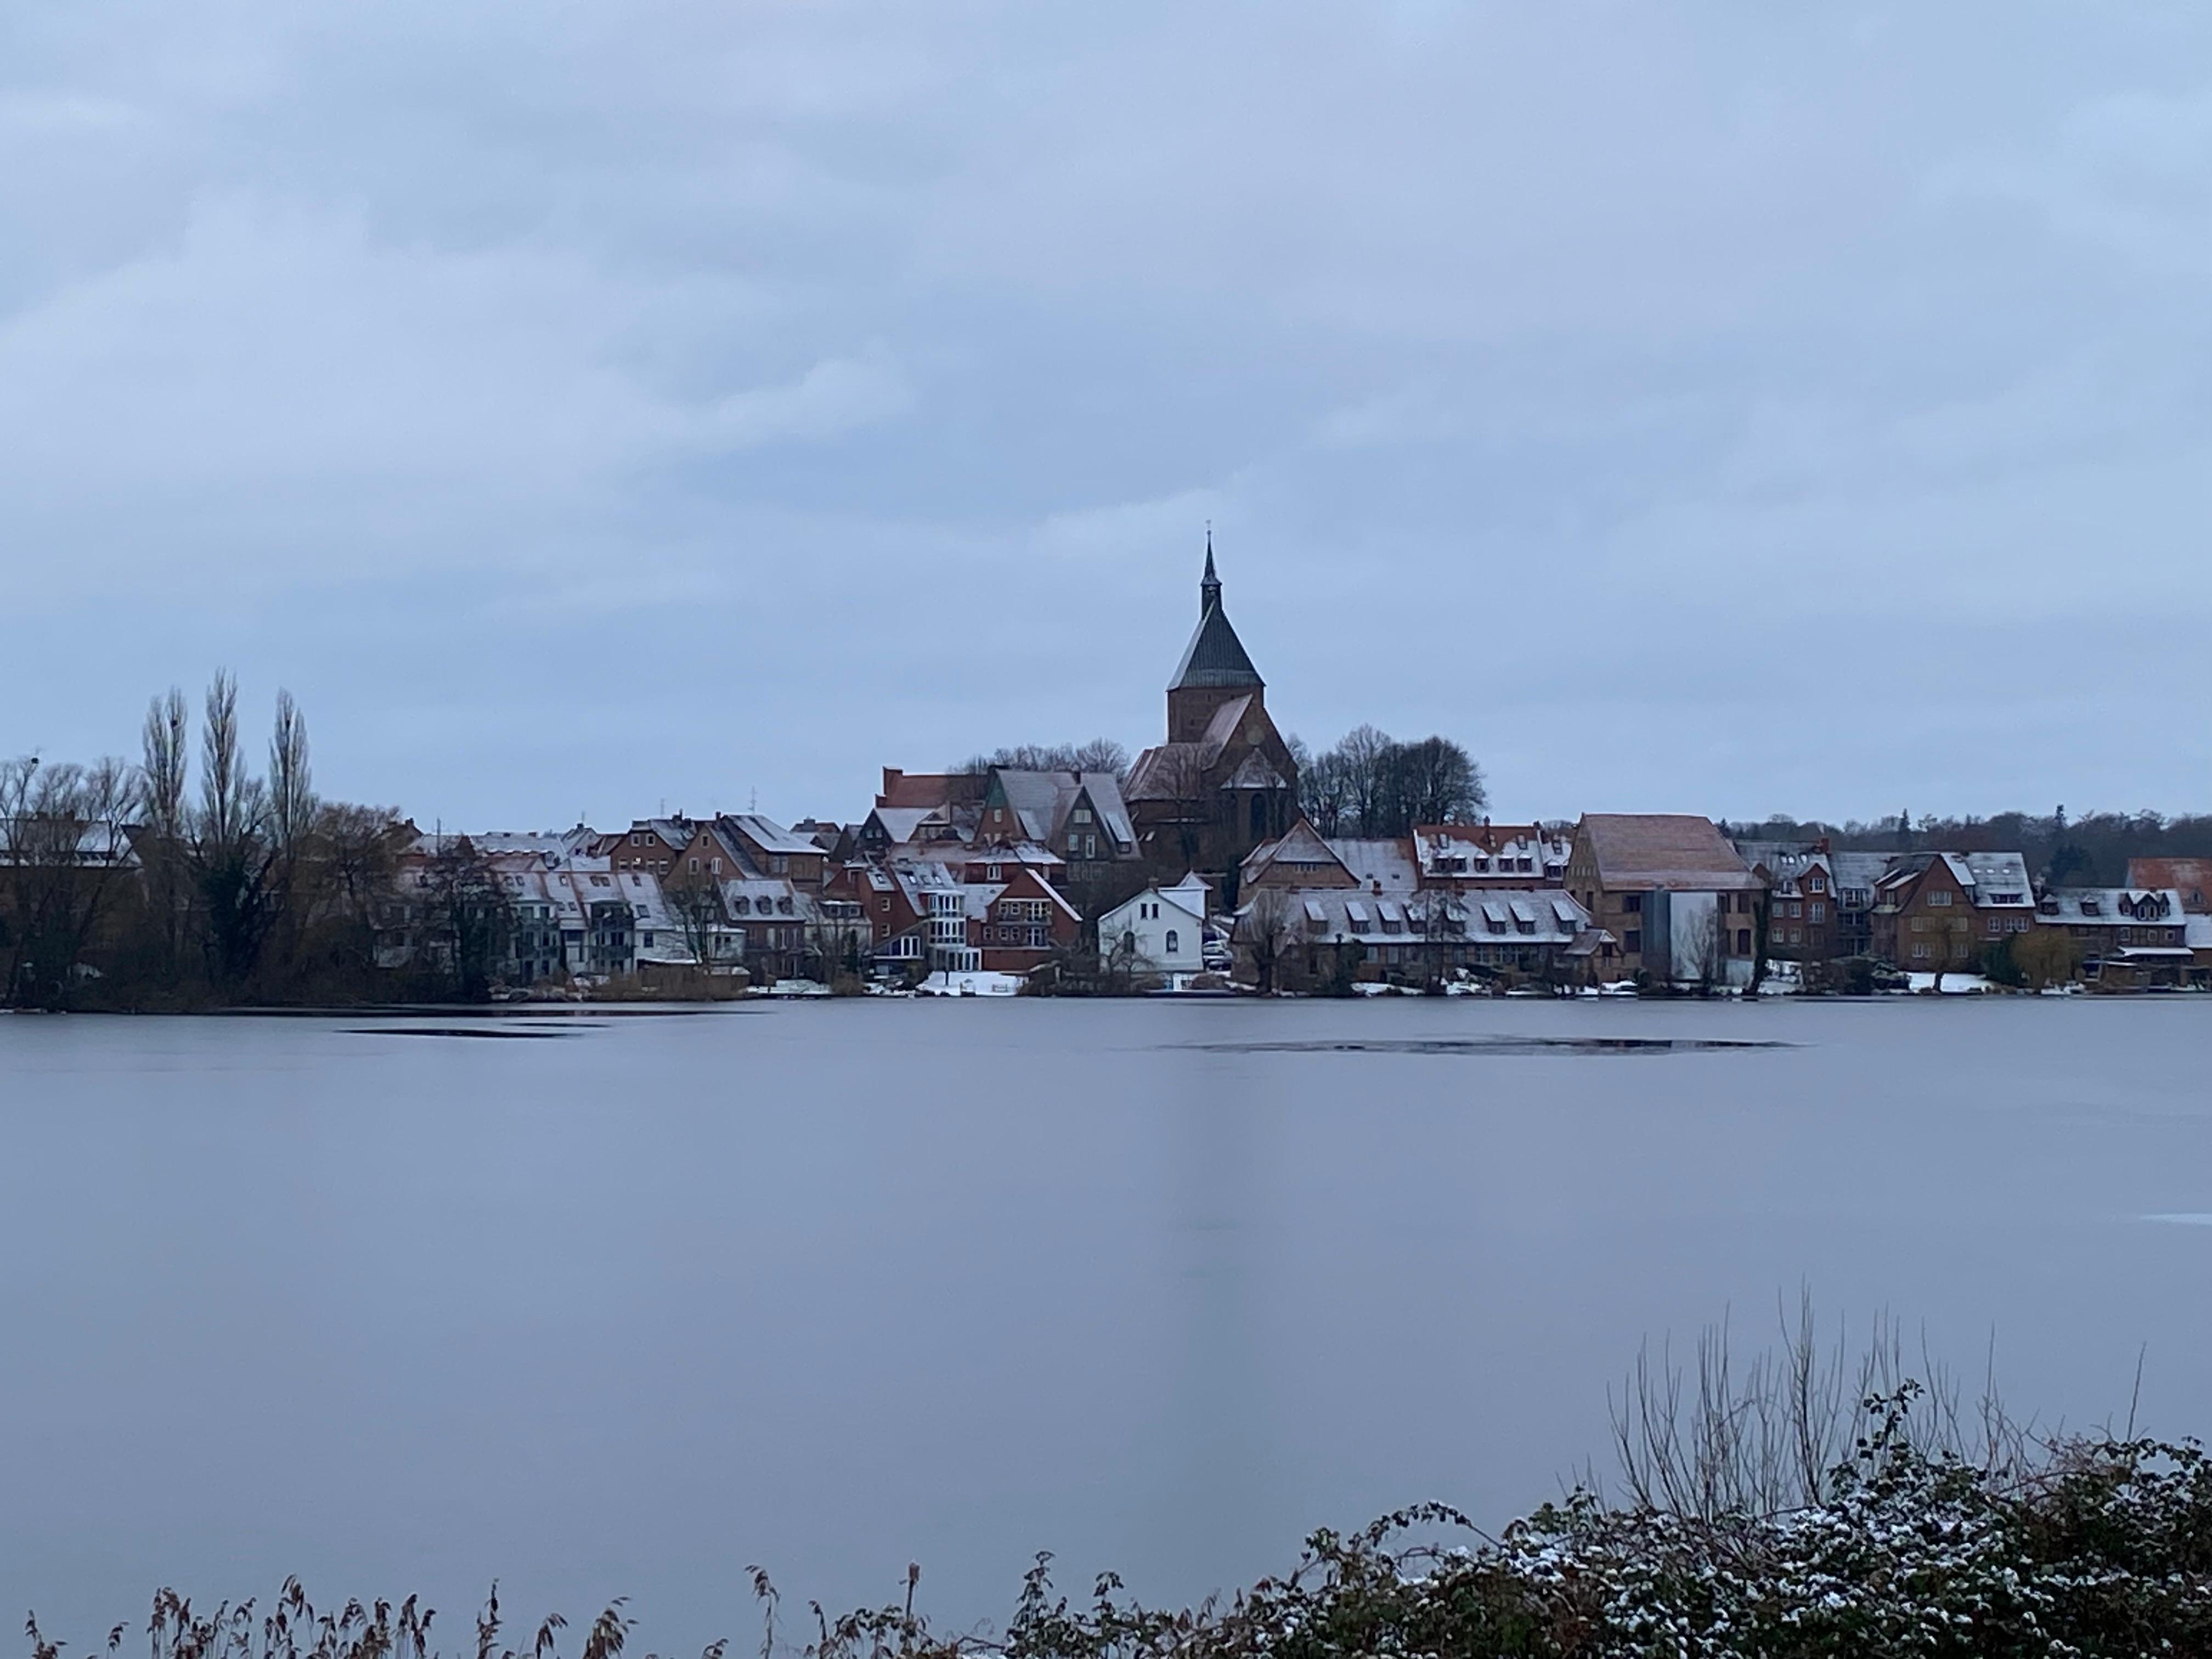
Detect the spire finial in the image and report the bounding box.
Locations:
[1200,524,1221,617]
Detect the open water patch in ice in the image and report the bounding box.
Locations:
[1183,1036,1791,1058]
[345,1024,595,1039]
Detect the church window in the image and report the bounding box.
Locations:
[1165,930,1180,955]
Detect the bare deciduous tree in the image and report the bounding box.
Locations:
[1,754,138,1007]
[1237,885,1301,994]
[665,867,726,970]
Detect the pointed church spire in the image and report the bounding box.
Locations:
[1200,525,1221,618]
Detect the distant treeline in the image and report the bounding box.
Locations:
[1726,809,2212,887]
[3,676,422,1011]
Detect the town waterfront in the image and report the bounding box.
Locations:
[3,997,2209,1648]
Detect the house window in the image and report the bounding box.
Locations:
[1620,893,1643,914]
[688,858,699,873]
[1736,929,1752,954]
[1072,807,1092,824]
[1809,876,1826,894]
[1624,929,1642,953]
[1928,891,1952,906]
[642,933,654,947]
[1913,943,1932,959]
[1165,929,1180,955]
[1809,902,1825,922]
[988,864,1002,880]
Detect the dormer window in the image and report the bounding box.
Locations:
[2080,899,2101,917]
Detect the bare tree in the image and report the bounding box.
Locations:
[664,866,726,970]
[1133,742,1211,872]
[1237,885,1301,994]
[424,836,515,1001]
[268,689,315,855]
[1,754,139,1007]
[1297,742,1352,837]
[958,740,1132,780]
[137,688,191,975]
[1677,902,1722,992]
[1383,736,1487,830]
[1302,727,1485,836]
[260,688,318,979]
[1337,724,1395,834]
[192,673,276,991]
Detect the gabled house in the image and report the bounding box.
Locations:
[666,814,829,891]
[717,814,829,889]
[1869,852,2035,971]
[1733,839,1839,961]
[1565,814,1765,988]
[2034,887,2193,986]
[971,865,1082,973]
[1239,819,1359,892]
[602,817,693,877]
[854,803,962,856]
[1826,851,1893,958]
[974,768,1138,886]
[1098,875,1210,977]
[2126,859,2212,915]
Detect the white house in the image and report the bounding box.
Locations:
[1098,874,1209,975]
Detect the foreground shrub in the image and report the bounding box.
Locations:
[35,1392,2212,1659]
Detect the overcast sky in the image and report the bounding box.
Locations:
[3,3,2206,830]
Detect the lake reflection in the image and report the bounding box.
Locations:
[2,997,2208,1649]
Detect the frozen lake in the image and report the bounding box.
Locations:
[2,996,2208,1647]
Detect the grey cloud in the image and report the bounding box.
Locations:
[1,3,2206,827]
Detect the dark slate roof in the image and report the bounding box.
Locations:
[1170,601,1263,692]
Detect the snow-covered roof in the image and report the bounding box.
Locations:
[1329,837,1419,894]
[1414,823,1571,876]
[1241,886,1588,946]
[723,813,821,856]
[2036,887,2187,928]
[1879,851,2034,909]
[868,806,940,844]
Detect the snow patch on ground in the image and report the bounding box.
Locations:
[916,970,1025,997]
[1906,972,1991,994]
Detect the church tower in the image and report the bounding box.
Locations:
[1128,535,1300,884]
[1166,532,1267,744]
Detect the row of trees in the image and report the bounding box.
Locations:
[3,676,405,1009]
[951,739,1132,779]
[1726,808,2212,888]
[1293,725,1486,838]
